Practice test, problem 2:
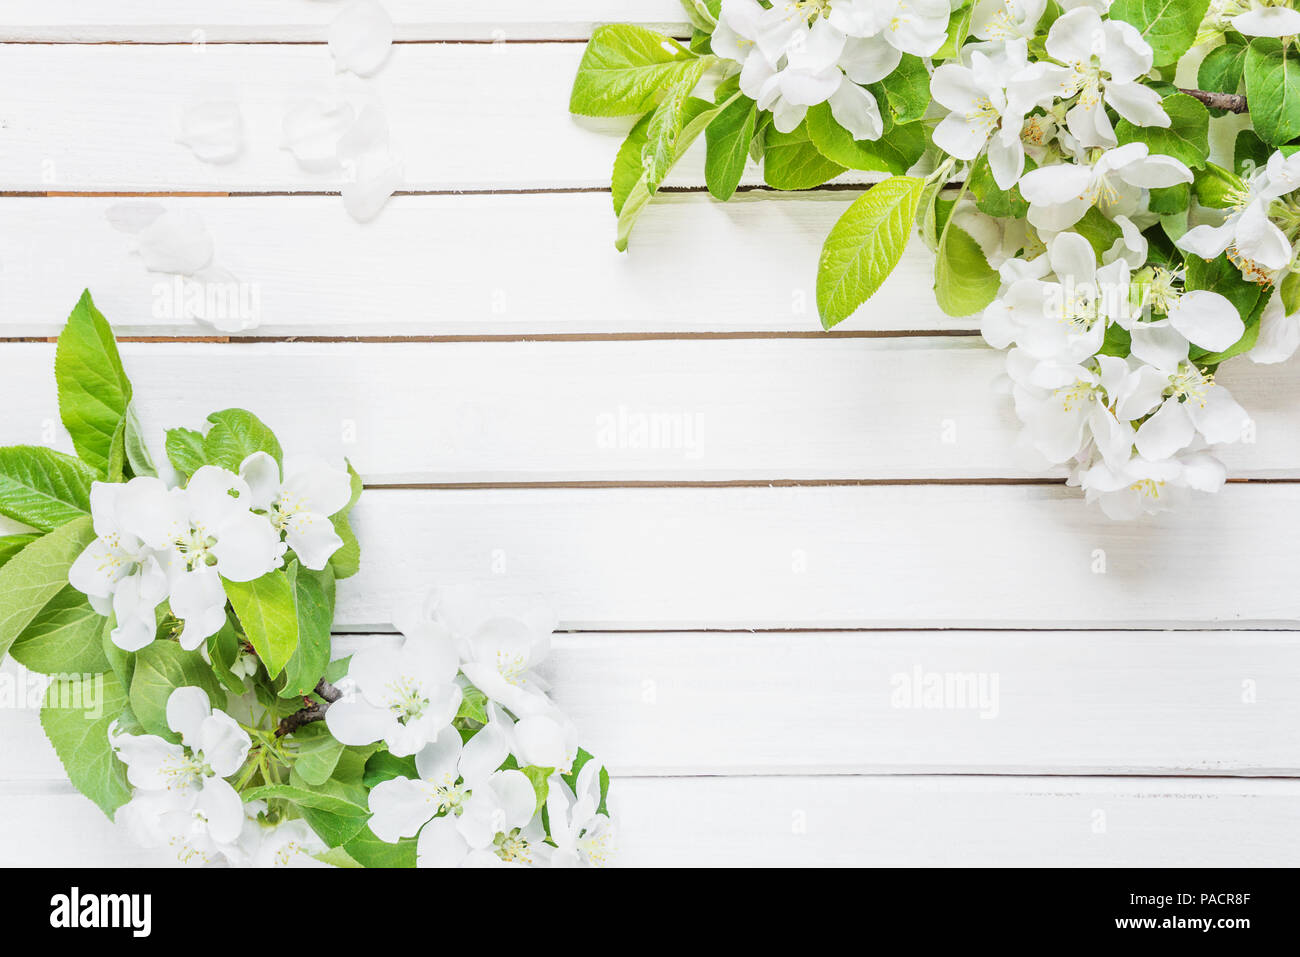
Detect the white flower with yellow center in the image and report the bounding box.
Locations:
[239,451,353,571]
[931,39,1033,188]
[325,628,463,756]
[1008,6,1167,148]
[545,761,615,868]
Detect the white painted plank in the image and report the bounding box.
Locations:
[3,339,1296,480]
[8,631,1299,780]
[2,777,1297,866]
[331,486,1300,629]
[0,194,953,335]
[0,1,690,42]
[0,43,877,191]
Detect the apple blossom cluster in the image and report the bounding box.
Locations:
[327,590,614,868]
[712,0,953,140]
[69,452,353,651]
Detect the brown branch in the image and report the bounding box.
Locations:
[274,678,343,738]
[1179,88,1248,114]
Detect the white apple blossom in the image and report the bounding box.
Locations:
[238,451,352,571]
[1009,6,1167,148]
[1250,291,1300,363]
[931,39,1032,188]
[827,0,953,55]
[1018,142,1193,232]
[970,0,1046,41]
[69,480,170,652]
[545,761,615,867]
[1226,0,1300,37]
[1178,150,1300,283]
[325,626,463,756]
[416,770,544,867]
[110,687,251,865]
[1078,449,1227,520]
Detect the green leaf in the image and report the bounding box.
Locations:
[883,56,931,124]
[764,119,846,190]
[704,93,757,202]
[54,290,133,479]
[642,78,691,192]
[1074,206,1124,259]
[612,111,654,216]
[456,683,490,725]
[935,225,999,317]
[1245,38,1300,148]
[224,568,299,680]
[805,102,925,175]
[129,639,225,738]
[280,562,335,698]
[287,722,346,786]
[1115,92,1209,169]
[1148,180,1189,214]
[1185,252,1270,363]
[122,403,157,479]
[41,671,132,817]
[206,617,246,694]
[327,462,363,581]
[1198,41,1249,99]
[1234,128,1271,177]
[562,748,611,817]
[0,516,95,665]
[934,2,972,60]
[969,154,1029,217]
[0,445,96,532]
[1111,0,1211,67]
[242,783,371,848]
[164,427,207,479]
[569,25,709,117]
[615,96,718,251]
[519,765,554,815]
[817,176,925,329]
[0,533,39,569]
[1281,269,1300,317]
[9,585,110,674]
[201,409,283,474]
[1193,162,1245,208]
[343,825,417,867]
[363,750,418,788]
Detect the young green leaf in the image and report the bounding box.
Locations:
[704,94,757,202]
[1115,92,1209,169]
[123,403,157,479]
[0,516,95,664]
[642,78,692,192]
[612,111,655,215]
[0,533,39,569]
[164,427,208,479]
[224,568,299,680]
[935,225,1000,317]
[1281,270,1300,317]
[41,671,132,817]
[9,585,110,675]
[804,102,926,175]
[817,176,925,329]
[0,445,96,532]
[343,825,417,867]
[883,56,931,123]
[1192,162,1245,208]
[280,562,335,698]
[1198,40,1249,98]
[1245,38,1300,148]
[242,783,371,847]
[1110,0,1211,67]
[202,409,283,474]
[616,96,718,251]
[287,722,347,786]
[569,25,710,117]
[327,462,363,580]
[54,291,133,479]
[764,120,847,189]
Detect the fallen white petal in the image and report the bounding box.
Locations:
[329,0,394,77]
[135,209,216,275]
[177,101,244,164]
[282,99,357,172]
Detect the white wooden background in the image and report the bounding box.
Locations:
[2,1,1299,867]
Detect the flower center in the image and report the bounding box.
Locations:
[495,650,529,687]
[1168,365,1213,406]
[579,825,614,866]
[385,676,430,723]
[494,829,535,864]
[175,526,220,570]
[1129,478,1165,499]
[1055,379,1101,413]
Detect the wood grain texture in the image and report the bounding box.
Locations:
[326,486,1300,630]
[0,43,881,192]
[0,1,690,42]
[2,777,1297,867]
[9,630,1298,780]
[2,339,1297,480]
[0,194,956,335]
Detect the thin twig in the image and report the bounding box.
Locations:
[274,678,343,737]
[1179,88,1248,114]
